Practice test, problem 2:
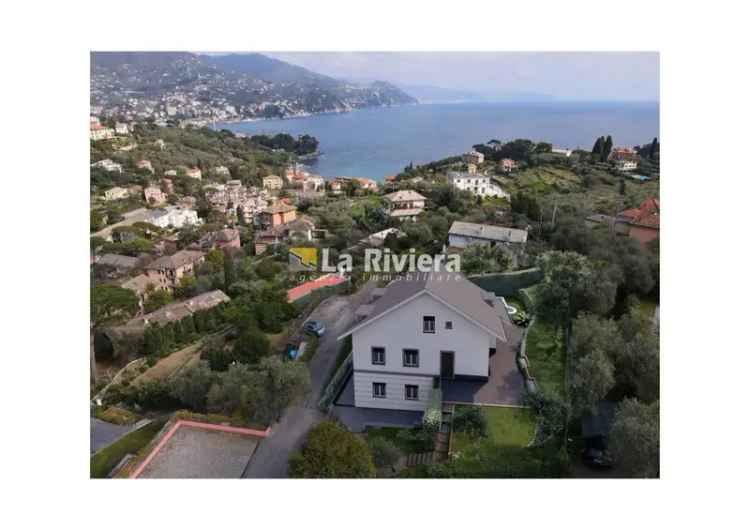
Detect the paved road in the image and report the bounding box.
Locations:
[243,282,374,478]
[92,207,149,240]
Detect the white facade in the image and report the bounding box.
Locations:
[148,207,202,229]
[449,172,509,199]
[103,187,129,201]
[350,293,495,411]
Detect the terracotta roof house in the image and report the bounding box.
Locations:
[616,197,660,246]
[145,250,205,289]
[383,190,427,222]
[258,202,297,228]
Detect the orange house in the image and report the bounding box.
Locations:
[616,197,660,246]
[259,202,297,228]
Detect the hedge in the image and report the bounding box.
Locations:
[468,268,543,297]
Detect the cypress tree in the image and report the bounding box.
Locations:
[603,136,613,162]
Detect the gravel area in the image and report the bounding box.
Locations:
[138,426,260,479]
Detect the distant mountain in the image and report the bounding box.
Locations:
[398,84,486,104]
[201,53,338,86]
[90,52,417,122]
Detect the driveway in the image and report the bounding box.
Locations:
[243,281,375,478]
[90,418,138,454]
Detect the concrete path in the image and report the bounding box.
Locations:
[243,282,375,478]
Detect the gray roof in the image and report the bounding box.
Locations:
[339,271,507,341]
[384,190,426,202]
[449,221,528,244]
[97,253,139,269]
[128,290,230,327]
[147,250,204,270]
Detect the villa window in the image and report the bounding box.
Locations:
[405,385,419,401]
[371,347,385,365]
[403,349,420,368]
[423,316,435,333]
[373,382,386,398]
[445,321,453,330]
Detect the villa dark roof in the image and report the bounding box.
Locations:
[96,253,139,269]
[339,271,507,341]
[449,221,528,244]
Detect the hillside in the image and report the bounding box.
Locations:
[91,52,417,122]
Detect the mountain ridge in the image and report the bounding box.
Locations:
[90,52,417,122]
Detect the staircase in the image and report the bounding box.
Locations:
[405,404,455,467]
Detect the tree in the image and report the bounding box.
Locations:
[223,249,236,291]
[367,437,403,469]
[232,326,270,365]
[535,251,617,332]
[569,349,615,414]
[461,244,511,275]
[241,357,310,424]
[603,135,613,162]
[90,285,139,327]
[169,360,214,411]
[144,289,173,313]
[289,420,376,478]
[648,137,659,160]
[206,363,255,414]
[609,398,659,478]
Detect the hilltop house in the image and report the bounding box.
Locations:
[616,197,660,246]
[500,158,519,172]
[92,159,122,173]
[147,206,202,229]
[448,221,528,265]
[185,167,202,180]
[258,202,297,228]
[609,148,639,171]
[144,186,168,206]
[462,150,485,165]
[448,221,528,249]
[136,160,154,173]
[114,122,130,135]
[145,250,205,290]
[383,190,426,222]
[90,121,114,141]
[262,175,283,191]
[103,187,130,201]
[447,171,509,199]
[337,271,510,412]
[191,228,241,251]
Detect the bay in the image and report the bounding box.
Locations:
[219,101,659,180]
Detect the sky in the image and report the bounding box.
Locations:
[266,52,659,102]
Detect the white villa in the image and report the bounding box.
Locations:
[103,187,130,201]
[447,171,509,199]
[147,206,202,229]
[338,271,510,411]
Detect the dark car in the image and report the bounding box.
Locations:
[303,320,326,337]
[582,446,614,470]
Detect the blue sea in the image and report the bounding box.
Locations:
[219,101,659,180]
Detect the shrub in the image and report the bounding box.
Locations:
[232,327,270,365]
[452,406,488,437]
[396,426,436,453]
[368,437,403,469]
[289,421,375,478]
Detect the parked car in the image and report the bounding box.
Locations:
[285,341,301,360]
[303,320,326,337]
[582,447,614,470]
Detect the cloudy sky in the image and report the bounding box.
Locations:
[267,52,659,102]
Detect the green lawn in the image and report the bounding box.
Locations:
[452,406,537,454]
[90,420,164,478]
[524,319,565,396]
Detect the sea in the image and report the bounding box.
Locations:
[218,101,659,181]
